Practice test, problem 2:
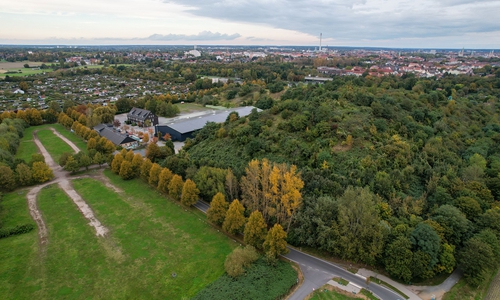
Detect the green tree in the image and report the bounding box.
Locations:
[384,236,413,282]
[93,151,106,167]
[437,243,456,274]
[207,192,229,225]
[168,174,183,200]
[0,166,16,191]
[79,154,92,170]
[244,210,268,249]
[181,179,200,206]
[64,156,80,174]
[15,163,32,186]
[337,186,384,265]
[59,152,72,167]
[454,196,482,220]
[458,237,496,286]
[223,199,246,235]
[410,223,441,268]
[263,223,288,260]
[194,166,227,202]
[431,205,471,246]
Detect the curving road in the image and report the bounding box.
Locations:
[193,200,405,300]
[285,248,403,300]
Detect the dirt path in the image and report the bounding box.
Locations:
[50,128,80,153]
[26,183,51,246]
[27,128,109,245]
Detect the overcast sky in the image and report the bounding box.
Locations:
[1,0,499,48]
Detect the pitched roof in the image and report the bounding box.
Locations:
[159,106,260,134]
[94,125,135,145]
[127,107,153,121]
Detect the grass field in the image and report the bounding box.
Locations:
[0,61,52,78]
[0,189,40,298]
[16,124,85,163]
[36,129,77,163]
[70,171,237,298]
[308,285,359,300]
[16,128,40,163]
[0,172,237,299]
[48,123,87,151]
[176,102,211,113]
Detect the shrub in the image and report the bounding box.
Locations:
[193,258,297,300]
[0,224,35,239]
[224,246,259,277]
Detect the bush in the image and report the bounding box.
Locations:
[224,246,259,277]
[193,258,297,300]
[0,224,35,239]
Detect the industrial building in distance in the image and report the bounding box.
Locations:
[155,106,260,141]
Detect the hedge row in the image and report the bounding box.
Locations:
[0,224,35,239]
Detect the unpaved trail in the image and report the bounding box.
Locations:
[58,179,109,236]
[27,128,109,244]
[26,183,51,246]
[50,128,80,153]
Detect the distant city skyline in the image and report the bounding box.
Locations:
[2,0,500,49]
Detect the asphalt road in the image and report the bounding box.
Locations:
[285,248,403,300]
[193,200,404,300]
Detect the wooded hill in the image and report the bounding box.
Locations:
[184,73,500,285]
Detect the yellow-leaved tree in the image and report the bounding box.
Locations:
[240,158,304,231]
[168,174,183,201]
[207,192,229,225]
[181,179,199,206]
[157,167,173,193]
[223,199,246,235]
[32,161,54,183]
[263,223,288,260]
[148,163,162,187]
[244,210,268,249]
[111,153,123,174]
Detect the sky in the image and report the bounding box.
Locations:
[1,0,499,48]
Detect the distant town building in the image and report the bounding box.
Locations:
[304,76,334,84]
[127,107,158,127]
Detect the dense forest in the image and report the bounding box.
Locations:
[182,73,500,285]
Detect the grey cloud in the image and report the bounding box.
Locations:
[147,31,241,41]
[164,0,500,42]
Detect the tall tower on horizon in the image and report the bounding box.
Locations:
[319,33,322,52]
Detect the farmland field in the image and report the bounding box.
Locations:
[0,61,52,78]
